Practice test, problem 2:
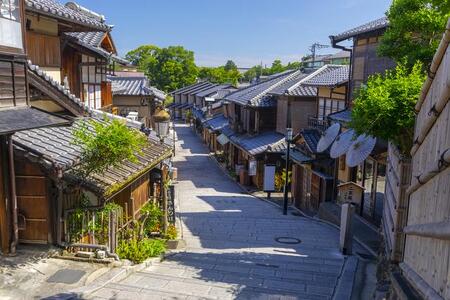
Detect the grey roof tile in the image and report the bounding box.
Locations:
[203,114,228,131]
[170,81,211,95]
[301,129,322,154]
[108,75,165,99]
[13,115,172,196]
[25,0,110,31]
[224,70,298,107]
[328,108,352,124]
[229,131,285,156]
[270,71,317,97]
[195,84,233,98]
[331,17,389,43]
[302,65,349,87]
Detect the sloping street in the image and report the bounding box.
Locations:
[88,123,354,300]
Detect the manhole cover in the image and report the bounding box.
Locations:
[275,237,302,245]
[256,263,279,268]
[47,269,86,284]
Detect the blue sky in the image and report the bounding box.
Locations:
[75,0,392,67]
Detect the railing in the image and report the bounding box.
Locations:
[308,116,329,132]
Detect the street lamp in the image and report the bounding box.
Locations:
[153,108,171,143]
[283,128,293,215]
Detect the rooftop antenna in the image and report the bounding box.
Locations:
[309,42,329,65]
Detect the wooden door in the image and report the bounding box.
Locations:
[15,160,50,243]
[310,172,321,210]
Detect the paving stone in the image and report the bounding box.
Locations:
[86,124,356,299]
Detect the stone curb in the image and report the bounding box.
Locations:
[333,256,359,300]
[66,253,173,299]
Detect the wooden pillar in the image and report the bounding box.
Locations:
[162,166,168,235]
[0,137,10,254]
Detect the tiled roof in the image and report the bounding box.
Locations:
[203,114,229,131]
[108,76,165,100]
[13,116,172,197]
[170,81,211,95]
[328,109,352,124]
[25,0,110,31]
[183,82,217,96]
[0,107,71,135]
[192,107,205,121]
[302,65,349,87]
[224,70,298,107]
[331,17,389,43]
[220,125,236,138]
[27,61,87,116]
[214,88,238,100]
[289,149,313,164]
[65,32,128,64]
[269,70,317,97]
[230,131,285,156]
[195,84,233,98]
[301,129,322,154]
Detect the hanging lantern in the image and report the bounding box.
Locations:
[153,108,171,140]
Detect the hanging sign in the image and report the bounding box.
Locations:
[249,159,257,176]
[263,165,276,192]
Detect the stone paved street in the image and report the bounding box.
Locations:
[88,123,352,300]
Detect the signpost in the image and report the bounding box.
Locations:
[263,165,276,199]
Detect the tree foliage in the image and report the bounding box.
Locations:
[242,60,302,82]
[198,65,241,86]
[350,63,426,154]
[224,60,238,71]
[126,45,198,92]
[72,117,147,179]
[379,0,450,68]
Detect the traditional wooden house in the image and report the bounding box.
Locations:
[389,18,450,299]
[220,70,300,188]
[194,84,235,108]
[108,74,166,127]
[24,0,126,111]
[168,81,214,119]
[303,51,350,69]
[270,65,348,212]
[0,0,71,254]
[12,113,172,245]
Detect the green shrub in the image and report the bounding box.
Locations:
[166,224,177,240]
[140,202,163,235]
[116,238,166,263]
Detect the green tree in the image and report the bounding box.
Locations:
[125,45,159,68]
[72,116,147,178]
[270,59,284,74]
[142,46,198,92]
[350,62,426,154]
[378,0,450,68]
[224,60,238,71]
[198,66,241,86]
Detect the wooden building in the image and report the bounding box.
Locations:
[0,0,70,254]
[24,0,126,111]
[168,81,215,119]
[389,19,450,300]
[12,114,172,245]
[108,75,166,127]
[220,71,300,188]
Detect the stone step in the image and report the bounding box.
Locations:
[164,253,343,276]
[122,271,330,300]
[146,261,338,289]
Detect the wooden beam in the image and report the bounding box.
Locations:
[0,137,10,254]
[403,221,450,240]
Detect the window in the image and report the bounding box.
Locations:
[318,98,346,120]
[0,0,22,50]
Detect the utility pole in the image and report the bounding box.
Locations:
[309,42,330,66]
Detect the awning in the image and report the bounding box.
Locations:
[286,149,313,164]
[217,133,230,145]
[0,107,71,135]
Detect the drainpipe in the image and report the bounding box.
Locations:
[8,136,18,254]
[56,168,64,247]
[329,36,353,107]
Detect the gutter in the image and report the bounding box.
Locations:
[329,35,353,106]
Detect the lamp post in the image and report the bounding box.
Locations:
[153,108,171,143]
[283,128,293,215]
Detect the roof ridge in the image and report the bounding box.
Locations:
[286,66,327,93]
[251,70,300,102]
